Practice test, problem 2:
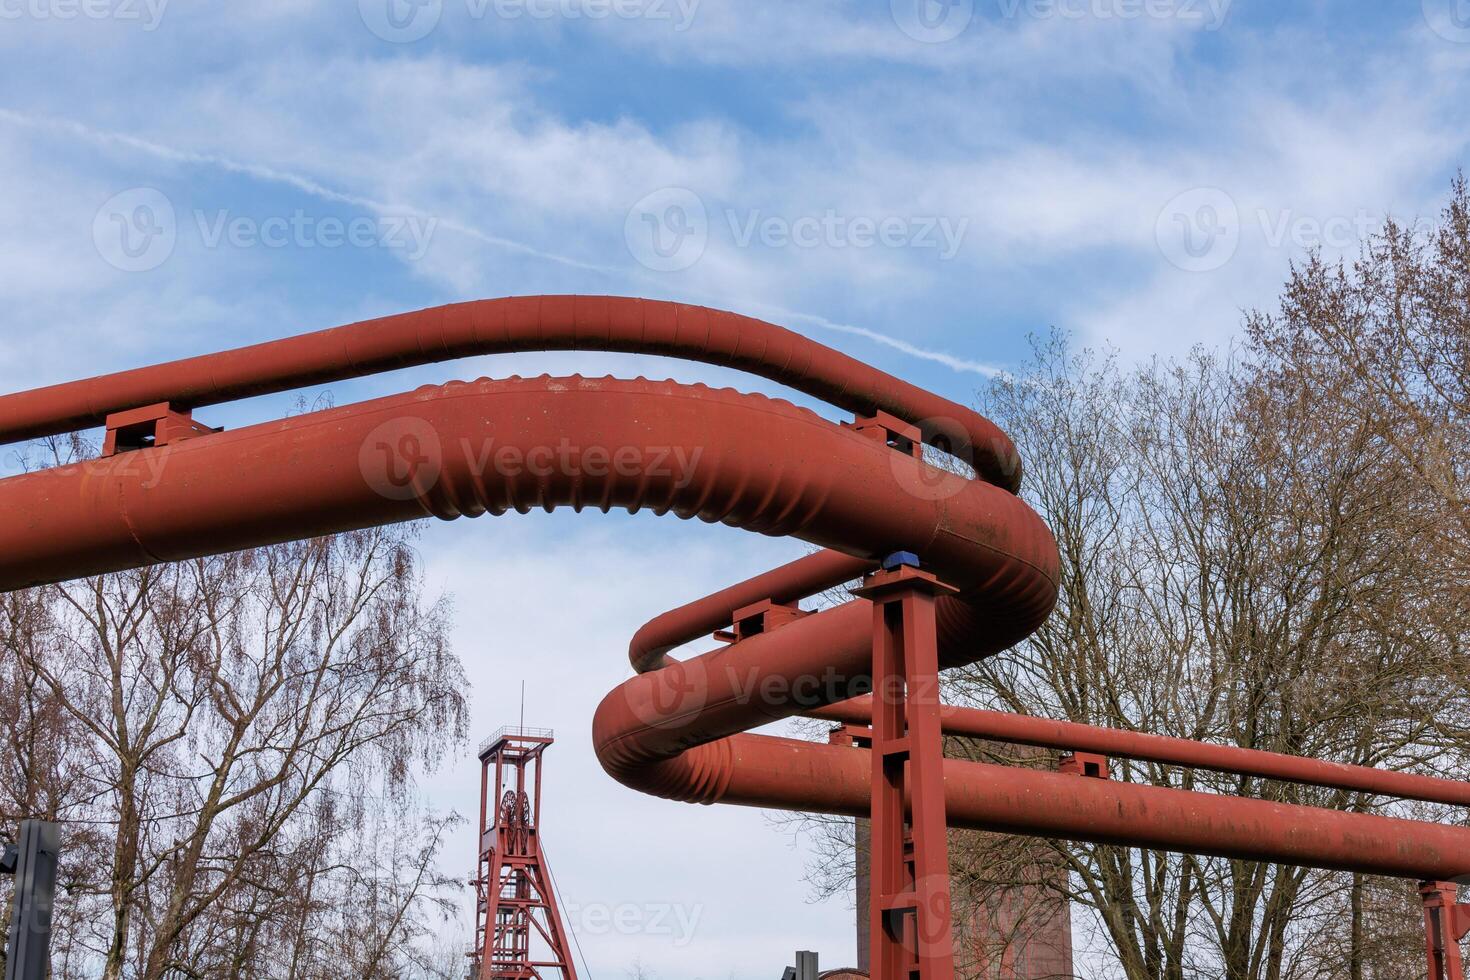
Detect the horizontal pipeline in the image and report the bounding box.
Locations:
[808,697,1470,808]
[691,734,1470,882]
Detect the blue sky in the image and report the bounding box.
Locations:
[3,1,1470,976]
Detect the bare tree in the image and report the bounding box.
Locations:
[1248,174,1470,571]
[951,323,1465,979]
[792,192,1469,976]
[0,518,469,979]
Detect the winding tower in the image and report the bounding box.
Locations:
[470,727,579,980]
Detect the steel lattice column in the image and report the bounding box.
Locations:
[471,729,579,980]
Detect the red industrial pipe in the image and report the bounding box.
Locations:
[806,697,1470,809]
[3,296,1469,890]
[0,295,1021,491]
[686,734,1470,882]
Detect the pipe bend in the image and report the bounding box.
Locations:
[0,370,1059,805]
[0,295,1023,492]
[0,299,1071,874]
[9,300,1462,881]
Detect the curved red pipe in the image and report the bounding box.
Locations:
[0,295,1021,492]
[628,550,874,672]
[2,296,1468,884]
[0,370,1056,766]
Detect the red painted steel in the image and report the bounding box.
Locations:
[3,296,1470,976]
[807,697,1470,808]
[1422,882,1470,980]
[628,550,874,673]
[472,729,578,980]
[691,735,1470,881]
[856,566,959,979]
[0,296,1022,491]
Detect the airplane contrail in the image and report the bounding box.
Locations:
[0,106,1004,378]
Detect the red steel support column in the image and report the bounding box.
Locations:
[1421,881,1470,980]
[853,558,959,980]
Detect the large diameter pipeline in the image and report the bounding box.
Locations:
[0,375,1056,619]
[0,373,1057,779]
[11,296,1465,886]
[642,734,1470,882]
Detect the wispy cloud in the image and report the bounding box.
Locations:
[0,104,999,376]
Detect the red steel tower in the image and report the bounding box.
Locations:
[470,727,580,980]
